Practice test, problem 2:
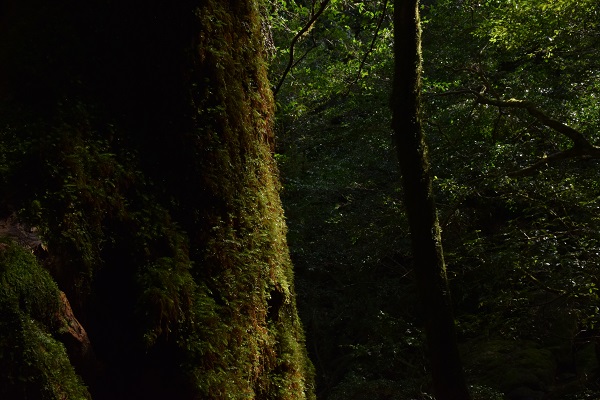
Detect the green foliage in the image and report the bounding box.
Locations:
[136,245,195,347]
[269,0,393,114]
[276,76,424,396]
[275,0,600,398]
[422,0,600,325]
[478,0,598,57]
[417,1,600,397]
[0,242,61,326]
[0,242,90,399]
[0,316,90,400]
[0,101,138,300]
[270,2,439,397]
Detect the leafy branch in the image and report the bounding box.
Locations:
[273,0,331,97]
[436,88,600,176]
[346,0,390,90]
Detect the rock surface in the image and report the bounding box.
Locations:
[0,214,43,250]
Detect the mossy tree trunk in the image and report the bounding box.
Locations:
[0,1,314,399]
[390,1,471,399]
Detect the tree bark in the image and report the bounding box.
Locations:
[391,1,471,399]
[0,1,314,399]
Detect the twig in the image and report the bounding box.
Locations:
[273,0,331,97]
[346,0,390,90]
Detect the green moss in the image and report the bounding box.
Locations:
[0,242,90,399]
[0,241,61,327]
[175,1,315,398]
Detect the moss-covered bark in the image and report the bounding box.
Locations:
[0,0,314,398]
[391,1,470,399]
[171,1,315,398]
[0,242,91,399]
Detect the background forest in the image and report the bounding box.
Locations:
[270,0,600,399]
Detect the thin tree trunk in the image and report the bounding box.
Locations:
[390,1,471,399]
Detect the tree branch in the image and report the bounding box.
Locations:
[291,39,318,70]
[347,0,390,89]
[506,148,582,177]
[435,89,600,175]
[472,93,594,150]
[273,0,331,97]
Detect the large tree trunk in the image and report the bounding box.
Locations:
[0,1,314,399]
[391,1,471,399]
